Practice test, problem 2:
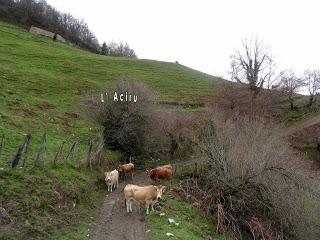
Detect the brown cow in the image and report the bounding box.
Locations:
[159,164,173,171]
[124,184,165,214]
[118,163,134,179]
[146,166,173,184]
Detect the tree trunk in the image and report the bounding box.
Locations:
[168,133,178,156]
[308,95,314,107]
[289,96,294,110]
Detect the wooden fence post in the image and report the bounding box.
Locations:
[0,133,4,158]
[53,141,65,165]
[66,142,77,162]
[22,135,32,168]
[34,133,46,166]
[11,134,32,168]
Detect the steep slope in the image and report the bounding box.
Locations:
[0,21,223,165]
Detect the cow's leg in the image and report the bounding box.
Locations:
[126,200,130,213]
[130,201,133,212]
[116,179,119,189]
[146,203,150,215]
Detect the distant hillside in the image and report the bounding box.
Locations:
[0,21,223,165]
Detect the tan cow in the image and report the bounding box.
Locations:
[124,184,165,214]
[118,163,134,179]
[104,169,119,192]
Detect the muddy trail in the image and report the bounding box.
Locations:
[89,159,198,240]
[283,114,320,136]
[89,172,151,240]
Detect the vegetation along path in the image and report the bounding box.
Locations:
[89,159,199,240]
[284,114,320,136]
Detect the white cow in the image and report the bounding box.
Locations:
[104,169,119,192]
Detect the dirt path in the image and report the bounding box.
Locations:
[89,172,151,240]
[89,159,199,240]
[89,113,320,240]
[283,114,320,136]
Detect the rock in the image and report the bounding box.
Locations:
[168,218,175,224]
[166,232,174,237]
[159,213,166,216]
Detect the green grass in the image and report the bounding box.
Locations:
[293,143,320,162]
[280,95,320,126]
[0,21,223,167]
[145,161,230,240]
[146,193,223,240]
[0,21,223,239]
[0,164,106,240]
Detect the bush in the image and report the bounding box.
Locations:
[180,116,320,239]
[83,80,155,161]
[146,110,205,159]
[212,84,284,119]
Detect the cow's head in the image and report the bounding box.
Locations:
[155,185,165,200]
[118,165,123,173]
[105,171,112,183]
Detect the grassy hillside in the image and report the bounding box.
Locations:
[0,21,223,239]
[0,21,222,166]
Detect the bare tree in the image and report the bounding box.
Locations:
[280,70,305,110]
[230,38,277,94]
[304,69,320,107]
[101,42,107,55]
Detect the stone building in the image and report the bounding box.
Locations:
[29,26,66,43]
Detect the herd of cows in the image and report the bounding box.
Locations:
[104,163,174,214]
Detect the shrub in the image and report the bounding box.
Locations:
[212,84,284,119]
[146,110,205,159]
[180,116,320,239]
[83,80,155,161]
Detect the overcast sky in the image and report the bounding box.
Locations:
[46,0,320,79]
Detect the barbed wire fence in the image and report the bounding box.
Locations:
[0,133,103,170]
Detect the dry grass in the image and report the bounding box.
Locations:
[179,115,320,240]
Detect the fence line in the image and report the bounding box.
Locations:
[0,132,101,170]
[11,134,32,168]
[34,133,46,166]
[66,142,77,161]
[53,141,65,165]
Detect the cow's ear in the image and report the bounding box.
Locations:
[162,186,166,192]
